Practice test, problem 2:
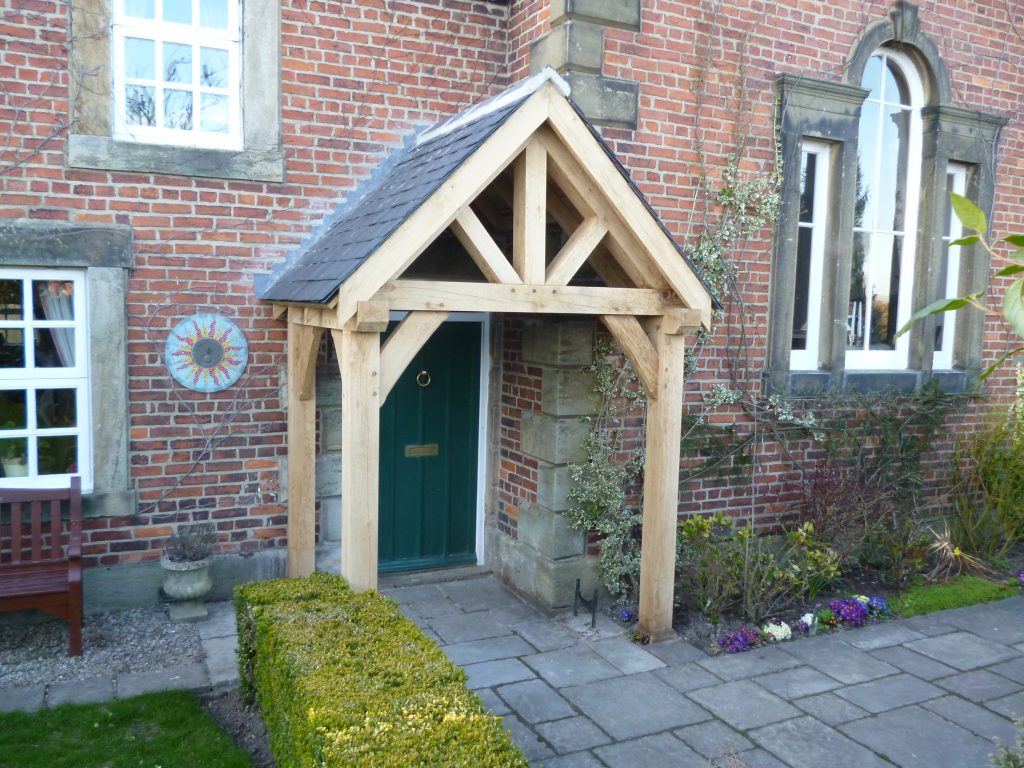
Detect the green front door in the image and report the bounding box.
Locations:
[378,321,481,572]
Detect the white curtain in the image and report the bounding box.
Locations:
[37,281,74,367]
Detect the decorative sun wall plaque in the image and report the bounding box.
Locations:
[165,314,248,392]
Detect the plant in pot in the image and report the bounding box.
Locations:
[160,522,216,621]
[0,429,27,478]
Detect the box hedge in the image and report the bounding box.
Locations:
[234,573,528,767]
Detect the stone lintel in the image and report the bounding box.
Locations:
[0,219,132,268]
[550,0,641,31]
[563,72,639,129]
[530,20,604,76]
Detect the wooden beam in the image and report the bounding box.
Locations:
[513,139,547,284]
[378,280,676,316]
[546,216,608,286]
[334,85,554,326]
[286,319,323,578]
[334,328,382,593]
[541,89,714,328]
[637,321,689,642]
[380,311,449,401]
[451,207,522,285]
[600,315,658,395]
[346,300,389,333]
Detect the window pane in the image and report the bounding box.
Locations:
[848,232,869,350]
[877,105,909,232]
[0,280,23,320]
[0,390,27,430]
[35,328,74,367]
[200,94,229,132]
[36,389,76,429]
[32,279,74,321]
[124,0,155,19]
[855,101,878,230]
[0,329,25,368]
[163,0,192,24]
[0,438,28,477]
[163,42,192,84]
[124,37,155,80]
[38,436,77,476]
[792,226,813,351]
[125,85,156,126]
[199,0,228,29]
[862,232,901,350]
[200,47,228,88]
[884,59,910,106]
[164,89,193,130]
[861,56,883,100]
[799,153,816,224]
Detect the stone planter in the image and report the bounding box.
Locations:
[1,458,28,477]
[160,554,212,621]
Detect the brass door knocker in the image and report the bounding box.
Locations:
[416,370,432,388]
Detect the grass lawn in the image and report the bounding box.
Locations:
[0,690,250,768]
[891,574,1019,618]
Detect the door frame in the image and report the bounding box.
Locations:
[388,310,490,567]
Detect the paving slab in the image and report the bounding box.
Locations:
[463,658,535,689]
[587,637,664,674]
[842,622,925,651]
[543,752,605,768]
[989,657,1024,686]
[379,583,445,605]
[442,635,536,666]
[403,596,464,620]
[943,610,1024,645]
[511,619,579,652]
[833,673,943,714]
[673,719,753,759]
[523,647,621,688]
[644,638,707,666]
[936,669,1022,701]
[474,686,509,715]
[534,716,611,754]
[868,645,957,680]
[116,664,208,699]
[497,679,575,724]
[593,732,706,768]
[754,665,841,699]
[501,714,554,763]
[697,645,801,681]
[793,691,870,726]
[202,633,239,686]
[564,671,710,740]
[0,684,45,712]
[653,662,722,693]
[733,748,790,767]
[47,676,115,707]
[841,704,998,767]
[905,631,1019,671]
[985,690,1024,721]
[922,694,1018,746]
[197,602,237,639]
[784,635,899,684]
[687,680,800,731]
[897,615,959,637]
[428,612,512,644]
[750,715,884,768]
[442,577,519,612]
[487,601,548,626]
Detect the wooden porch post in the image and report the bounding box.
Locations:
[286,318,323,578]
[334,327,382,592]
[637,311,691,642]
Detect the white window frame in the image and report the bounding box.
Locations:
[846,48,924,371]
[111,0,242,149]
[0,269,92,491]
[790,140,831,371]
[933,163,968,370]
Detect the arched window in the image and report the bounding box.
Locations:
[846,49,923,370]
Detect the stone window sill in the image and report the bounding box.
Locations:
[68,134,285,183]
[83,490,138,519]
[783,369,969,397]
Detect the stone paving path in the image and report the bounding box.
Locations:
[6,573,1024,768]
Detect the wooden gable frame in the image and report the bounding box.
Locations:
[271,81,713,641]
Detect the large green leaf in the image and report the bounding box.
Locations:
[1003,276,1024,338]
[949,235,980,247]
[895,295,978,340]
[980,346,1024,380]
[951,192,987,234]
[994,264,1024,278]
[1004,234,1024,247]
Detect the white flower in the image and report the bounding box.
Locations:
[762,620,792,642]
[800,613,815,626]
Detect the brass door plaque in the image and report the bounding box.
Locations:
[404,443,440,458]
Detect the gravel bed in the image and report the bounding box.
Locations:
[0,606,204,688]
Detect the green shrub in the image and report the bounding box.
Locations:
[859,515,930,590]
[677,513,840,623]
[993,719,1024,768]
[234,574,527,768]
[890,575,1018,617]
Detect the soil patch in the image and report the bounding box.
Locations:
[199,687,275,768]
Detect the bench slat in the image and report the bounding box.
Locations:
[11,502,21,564]
[0,562,69,598]
[31,501,41,561]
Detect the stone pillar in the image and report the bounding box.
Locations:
[490,319,603,610]
[529,0,641,128]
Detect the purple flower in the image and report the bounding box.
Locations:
[829,597,868,627]
[1017,569,1024,589]
[868,596,889,615]
[619,609,634,623]
[716,626,765,654]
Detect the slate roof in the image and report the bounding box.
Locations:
[259,97,528,304]
[259,72,716,307]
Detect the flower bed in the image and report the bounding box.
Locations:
[235,573,527,768]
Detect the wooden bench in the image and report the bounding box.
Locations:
[0,478,83,656]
